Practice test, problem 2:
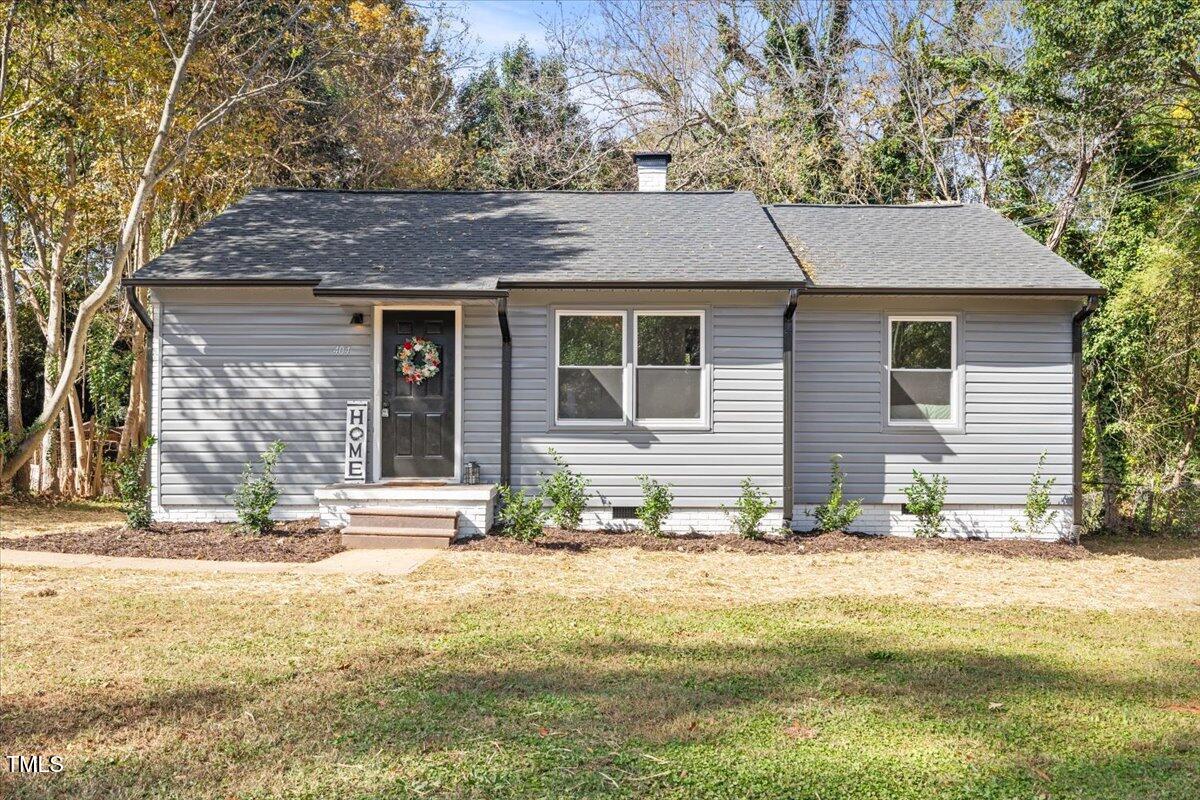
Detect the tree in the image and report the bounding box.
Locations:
[1,0,316,484]
[456,41,618,190]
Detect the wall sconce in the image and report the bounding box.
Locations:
[349,312,365,325]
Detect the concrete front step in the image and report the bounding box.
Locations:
[347,507,458,532]
[341,507,459,549]
[341,531,452,550]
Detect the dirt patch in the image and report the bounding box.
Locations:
[0,519,343,563]
[0,497,122,538]
[453,528,1088,560]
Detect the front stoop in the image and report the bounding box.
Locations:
[315,482,496,539]
[341,507,458,549]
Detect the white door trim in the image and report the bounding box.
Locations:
[372,303,464,483]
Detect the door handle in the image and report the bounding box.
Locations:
[381,407,390,418]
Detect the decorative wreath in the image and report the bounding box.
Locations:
[395,337,441,384]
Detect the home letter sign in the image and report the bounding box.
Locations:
[344,401,369,483]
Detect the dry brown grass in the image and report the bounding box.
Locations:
[0,500,122,538]
[411,539,1200,611]
[1,537,1198,798]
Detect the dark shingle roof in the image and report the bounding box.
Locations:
[130,189,804,291]
[765,203,1102,293]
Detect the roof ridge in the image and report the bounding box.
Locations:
[769,202,966,209]
[253,187,743,196]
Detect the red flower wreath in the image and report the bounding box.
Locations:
[395,337,440,384]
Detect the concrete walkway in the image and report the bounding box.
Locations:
[0,547,440,576]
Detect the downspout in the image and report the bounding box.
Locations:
[1072,294,1100,539]
[125,283,154,334]
[125,283,154,456]
[782,288,800,528]
[497,297,512,487]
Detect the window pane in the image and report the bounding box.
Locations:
[891,321,952,369]
[637,315,701,366]
[559,315,623,366]
[636,368,701,419]
[890,372,952,421]
[558,367,623,420]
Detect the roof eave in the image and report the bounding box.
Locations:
[122,277,321,288]
[803,285,1107,297]
[496,279,804,290]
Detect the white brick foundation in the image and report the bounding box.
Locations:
[792,503,1073,541]
[579,507,786,535]
[151,506,318,524]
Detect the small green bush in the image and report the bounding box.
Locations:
[112,436,156,530]
[230,440,286,534]
[903,470,948,538]
[811,454,863,532]
[497,484,547,541]
[636,474,674,537]
[539,448,590,529]
[724,477,773,539]
[1012,451,1059,537]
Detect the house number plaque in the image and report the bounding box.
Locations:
[344,400,369,483]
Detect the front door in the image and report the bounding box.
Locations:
[381,310,455,478]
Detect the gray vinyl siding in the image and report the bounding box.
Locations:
[793,296,1078,507]
[463,291,787,508]
[152,288,372,514]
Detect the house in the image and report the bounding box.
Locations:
[124,152,1103,543]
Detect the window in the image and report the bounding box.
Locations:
[556,312,625,422]
[888,316,956,425]
[554,309,707,426]
[635,312,703,421]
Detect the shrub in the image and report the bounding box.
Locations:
[636,474,673,537]
[724,477,773,539]
[112,436,156,530]
[1012,451,1059,537]
[902,470,947,538]
[539,448,590,529]
[810,454,863,532]
[230,440,286,534]
[497,484,547,541]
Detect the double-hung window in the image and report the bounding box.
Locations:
[887,316,956,426]
[554,309,706,426]
[556,311,625,423]
[634,312,703,421]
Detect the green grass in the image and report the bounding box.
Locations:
[1,549,1197,799]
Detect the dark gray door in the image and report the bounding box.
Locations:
[381,310,455,478]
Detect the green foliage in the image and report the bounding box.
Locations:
[811,455,863,532]
[85,315,133,431]
[636,474,673,537]
[1012,452,1060,537]
[723,477,773,539]
[539,448,590,530]
[230,441,286,534]
[903,470,948,538]
[497,484,547,542]
[111,436,156,530]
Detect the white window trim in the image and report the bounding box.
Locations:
[633,309,708,427]
[553,309,628,427]
[886,314,958,428]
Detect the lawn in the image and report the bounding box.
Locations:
[2,539,1198,799]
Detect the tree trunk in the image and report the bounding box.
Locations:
[0,210,28,492]
[1045,143,1093,253]
[0,0,212,484]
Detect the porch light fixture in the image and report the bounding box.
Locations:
[349,312,365,325]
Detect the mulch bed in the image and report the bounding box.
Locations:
[454,527,1089,560]
[0,519,344,563]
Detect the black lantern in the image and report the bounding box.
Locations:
[465,461,481,485]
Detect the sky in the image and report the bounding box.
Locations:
[449,0,583,59]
